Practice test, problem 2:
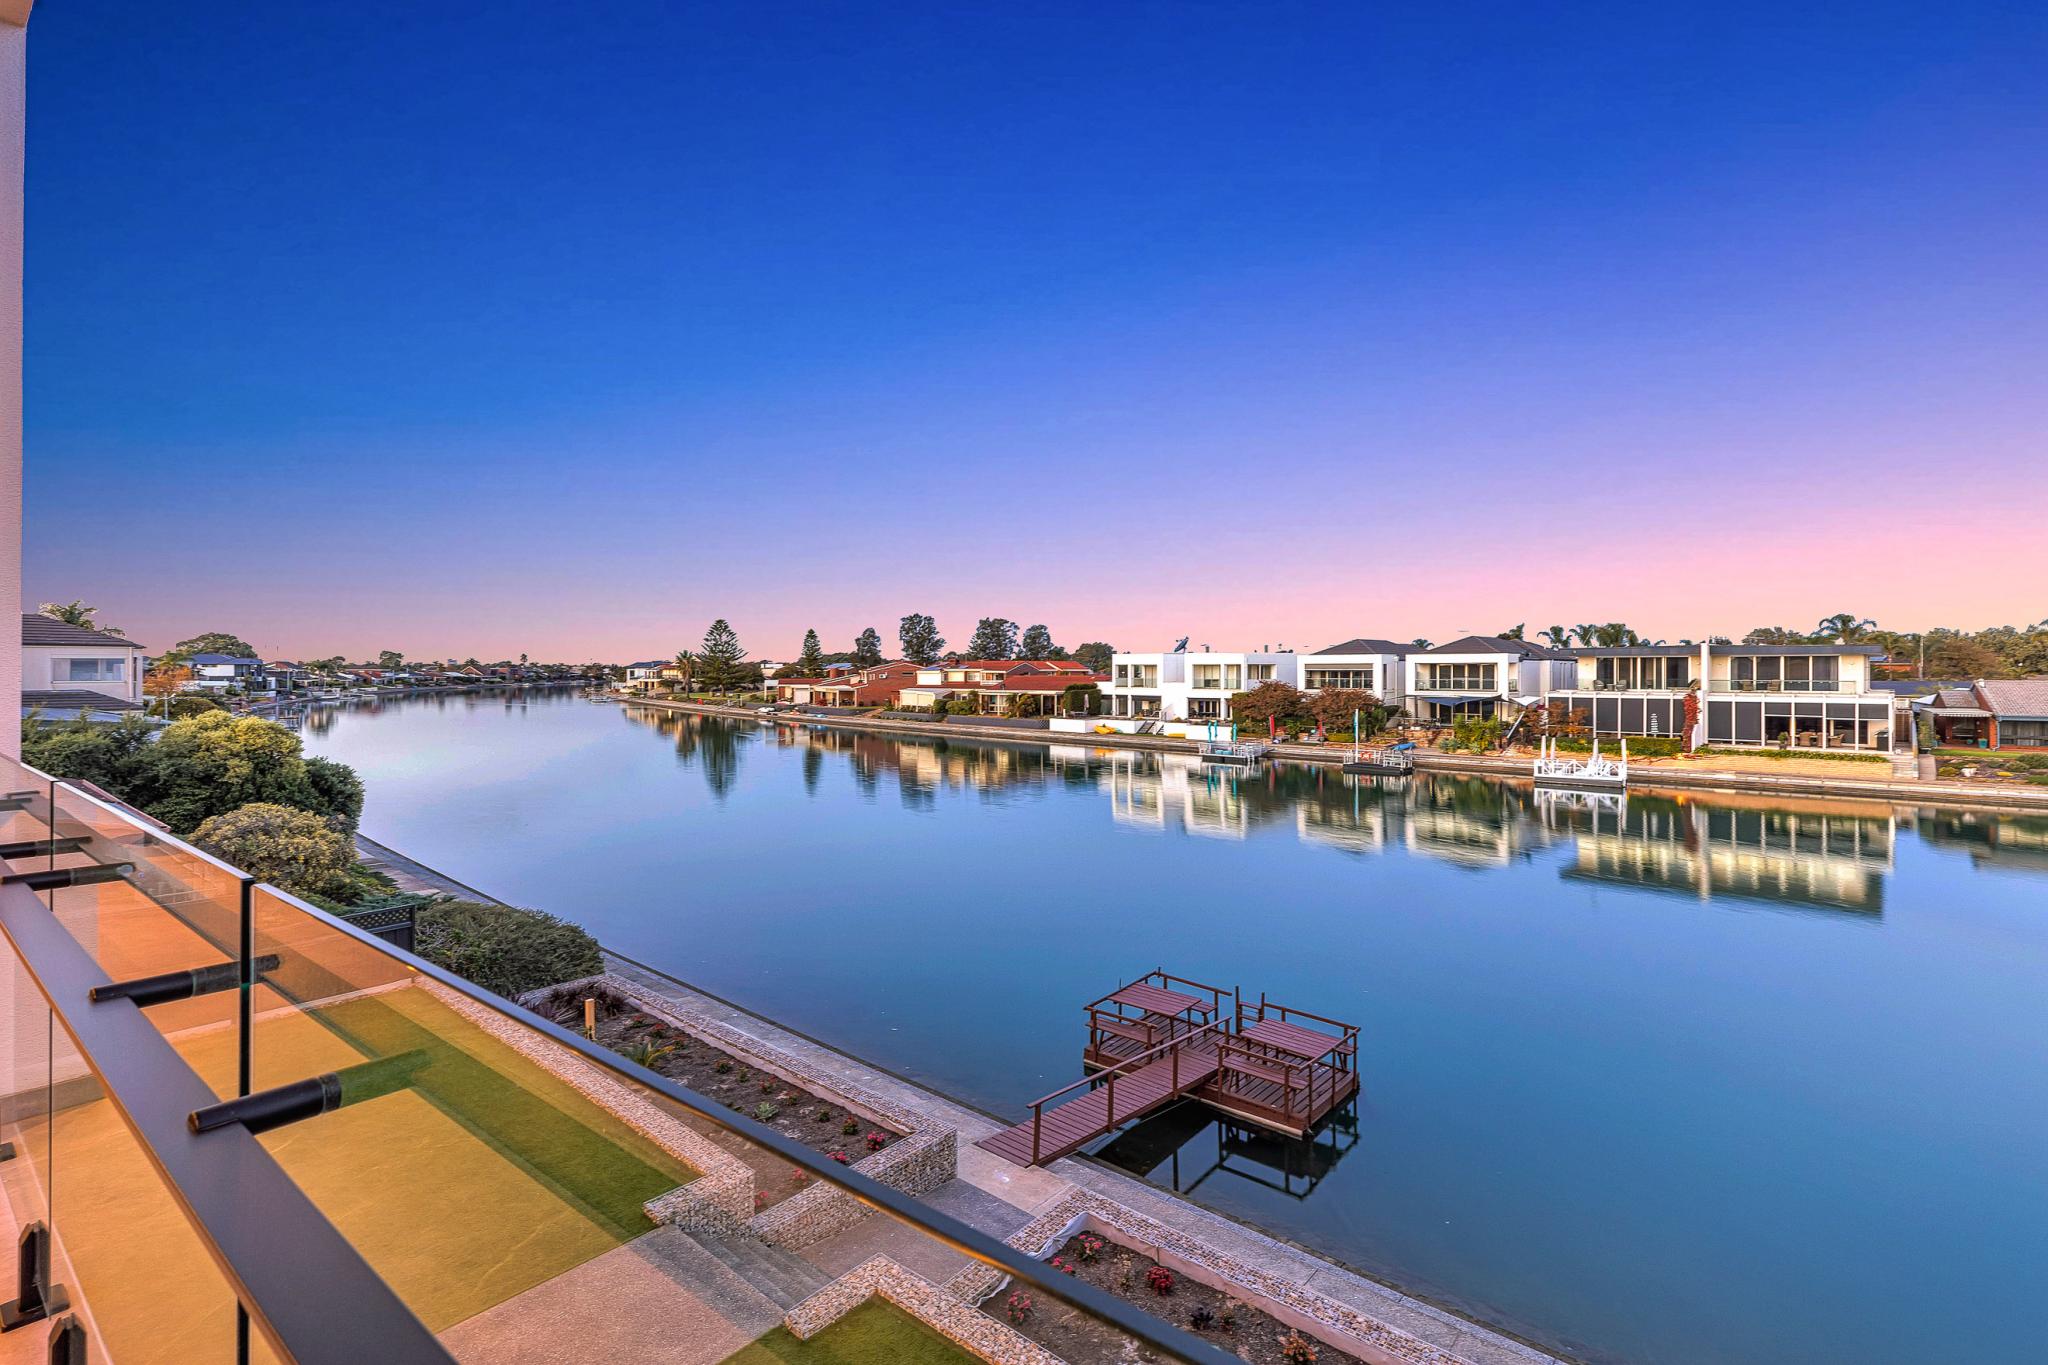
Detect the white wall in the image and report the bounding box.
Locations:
[0,13,24,758]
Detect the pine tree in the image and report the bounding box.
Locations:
[854,627,884,669]
[899,613,945,666]
[798,629,826,676]
[965,617,1019,660]
[697,619,748,693]
[1019,624,1057,660]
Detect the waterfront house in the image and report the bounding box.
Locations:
[1403,636,1575,724]
[1302,638,1410,709]
[897,659,1101,715]
[1101,648,1300,724]
[621,659,668,693]
[774,660,922,708]
[184,651,268,694]
[1922,678,2048,749]
[21,614,147,716]
[1549,642,1896,751]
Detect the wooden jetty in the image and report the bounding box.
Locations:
[1342,741,1414,775]
[978,971,1360,1168]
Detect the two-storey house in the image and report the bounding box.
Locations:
[1404,636,1575,723]
[1549,642,1895,751]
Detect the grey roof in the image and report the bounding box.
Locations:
[1422,635,1574,660]
[1572,645,1696,657]
[625,660,669,669]
[22,689,142,712]
[1314,638,1412,657]
[21,614,145,651]
[1707,643,1886,657]
[1974,678,2048,719]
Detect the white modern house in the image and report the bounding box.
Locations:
[1404,636,1576,723]
[1550,642,1896,751]
[184,651,267,694]
[20,613,146,719]
[1302,638,1411,709]
[1100,648,1299,727]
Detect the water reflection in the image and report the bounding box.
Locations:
[632,713,1936,916]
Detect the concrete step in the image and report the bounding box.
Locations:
[693,1230,832,1310]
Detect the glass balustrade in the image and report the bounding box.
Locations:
[0,754,1227,1364]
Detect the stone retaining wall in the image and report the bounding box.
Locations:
[953,1189,1472,1365]
[786,1256,1061,1365]
[421,978,755,1232]
[592,972,960,1248]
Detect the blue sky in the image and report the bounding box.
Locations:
[25,3,2048,660]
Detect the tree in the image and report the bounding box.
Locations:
[1060,682,1103,716]
[1570,624,1600,646]
[143,663,193,718]
[1540,626,1571,649]
[20,714,154,791]
[1019,624,1058,660]
[965,618,1019,660]
[669,649,695,692]
[1411,638,1434,650]
[1925,634,2000,678]
[1742,625,1808,645]
[1227,682,1311,733]
[377,649,404,670]
[1496,623,1525,640]
[798,629,826,676]
[1309,688,1386,736]
[303,756,366,833]
[695,619,748,693]
[165,632,258,661]
[191,803,360,903]
[853,627,884,670]
[1814,613,1877,643]
[39,600,124,636]
[898,613,945,665]
[1072,642,1115,674]
[122,712,343,834]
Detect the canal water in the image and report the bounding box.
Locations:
[302,692,2048,1365]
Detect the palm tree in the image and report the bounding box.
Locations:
[1571,624,1601,646]
[1814,613,1876,643]
[1496,623,1525,640]
[39,600,124,637]
[1590,623,1641,648]
[1541,625,1572,649]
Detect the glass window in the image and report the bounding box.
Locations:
[58,657,125,682]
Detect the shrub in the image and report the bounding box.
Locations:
[840,1117,860,1135]
[813,1107,832,1123]
[619,1039,674,1070]
[164,694,225,719]
[413,899,602,998]
[1145,1266,1175,1296]
[1075,1233,1104,1262]
[20,713,154,791]
[752,1103,780,1122]
[1219,1298,1241,1331]
[1005,1292,1033,1325]
[302,756,366,833]
[864,1130,887,1151]
[125,712,327,833]
[191,803,359,902]
[715,1060,734,1075]
[1279,1329,1320,1363]
[1189,1306,1216,1331]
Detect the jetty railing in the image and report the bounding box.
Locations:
[1025,1019,1230,1164]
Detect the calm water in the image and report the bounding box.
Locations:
[304,691,2048,1365]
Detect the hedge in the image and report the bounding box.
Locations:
[414,899,603,999]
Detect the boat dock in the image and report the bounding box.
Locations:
[978,971,1360,1167]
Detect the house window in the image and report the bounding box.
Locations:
[1305,667,1374,691]
[57,658,125,683]
[1419,663,1496,691]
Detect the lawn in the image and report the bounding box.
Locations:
[722,1301,980,1365]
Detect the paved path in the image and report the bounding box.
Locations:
[354,832,509,904]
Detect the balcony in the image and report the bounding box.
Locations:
[0,755,1230,1364]
[1713,679,1854,694]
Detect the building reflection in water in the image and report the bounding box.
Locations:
[1540,788,1896,914]
[618,713,2048,923]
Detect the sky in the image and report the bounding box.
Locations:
[22,2,2048,662]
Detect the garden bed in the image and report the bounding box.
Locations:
[532,983,903,1211]
[1934,749,2048,785]
[992,1232,1362,1365]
